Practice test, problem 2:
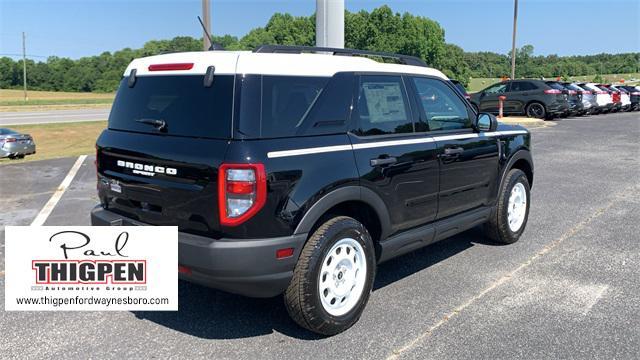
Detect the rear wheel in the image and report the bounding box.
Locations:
[525,102,546,119]
[284,216,376,335]
[484,169,531,244]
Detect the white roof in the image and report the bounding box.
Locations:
[123,50,447,79]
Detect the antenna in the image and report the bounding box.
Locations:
[198,16,214,51]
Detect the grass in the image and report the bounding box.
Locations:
[0,89,114,110]
[0,120,106,165]
[467,73,640,92]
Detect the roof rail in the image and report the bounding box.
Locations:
[253,45,428,67]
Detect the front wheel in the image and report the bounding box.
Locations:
[484,169,531,244]
[284,216,376,335]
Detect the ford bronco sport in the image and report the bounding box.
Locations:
[91,45,534,335]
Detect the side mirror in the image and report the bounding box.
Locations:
[474,112,498,132]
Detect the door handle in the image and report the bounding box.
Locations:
[443,147,464,156]
[370,157,397,167]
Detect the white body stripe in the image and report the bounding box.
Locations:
[266,130,528,158]
[267,144,353,158]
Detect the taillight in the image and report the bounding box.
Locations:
[568,90,577,95]
[580,91,592,95]
[631,92,640,96]
[218,163,267,226]
[544,89,562,94]
[5,137,16,143]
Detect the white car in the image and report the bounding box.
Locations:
[580,83,613,113]
[610,85,631,111]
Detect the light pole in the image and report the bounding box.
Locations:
[510,0,519,79]
[22,32,28,101]
[316,0,344,48]
[202,0,211,51]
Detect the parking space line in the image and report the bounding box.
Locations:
[30,155,88,226]
[386,185,636,360]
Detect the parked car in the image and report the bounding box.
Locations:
[569,83,598,114]
[598,84,621,112]
[470,79,568,119]
[547,81,579,116]
[0,128,36,159]
[449,79,471,101]
[91,45,534,335]
[610,85,632,111]
[561,82,593,115]
[618,85,640,110]
[579,83,613,113]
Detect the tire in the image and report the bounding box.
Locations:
[284,216,376,336]
[525,102,546,119]
[484,169,531,244]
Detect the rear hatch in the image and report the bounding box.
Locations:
[97,71,235,238]
[545,81,570,103]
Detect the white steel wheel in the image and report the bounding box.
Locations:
[318,237,367,317]
[507,182,527,232]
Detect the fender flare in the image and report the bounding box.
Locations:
[499,149,534,191]
[293,186,392,239]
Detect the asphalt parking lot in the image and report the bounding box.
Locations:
[0,111,638,359]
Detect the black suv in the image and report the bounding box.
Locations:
[92,46,534,335]
[470,79,569,119]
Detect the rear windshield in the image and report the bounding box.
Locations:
[563,83,582,91]
[108,75,234,139]
[0,128,18,135]
[545,82,567,91]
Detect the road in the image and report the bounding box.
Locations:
[0,111,639,359]
[0,108,109,126]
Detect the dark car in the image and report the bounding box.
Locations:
[470,79,569,119]
[619,85,640,110]
[91,46,534,335]
[449,79,471,101]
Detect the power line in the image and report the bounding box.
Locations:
[0,53,49,58]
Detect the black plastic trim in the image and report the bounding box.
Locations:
[293,186,392,239]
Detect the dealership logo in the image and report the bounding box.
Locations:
[31,230,146,285]
[116,159,177,177]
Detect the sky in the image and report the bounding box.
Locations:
[1,0,638,60]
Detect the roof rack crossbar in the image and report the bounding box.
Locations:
[253,45,428,67]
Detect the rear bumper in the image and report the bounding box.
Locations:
[91,206,307,298]
[547,101,569,114]
[0,143,36,158]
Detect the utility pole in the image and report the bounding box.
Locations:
[22,32,28,101]
[202,0,211,51]
[510,0,519,80]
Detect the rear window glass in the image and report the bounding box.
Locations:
[108,75,234,139]
[545,82,566,91]
[0,128,18,135]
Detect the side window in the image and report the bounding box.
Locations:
[510,81,524,92]
[260,76,328,138]
[412,77,472,131]
[484,83,508,94]
[522,82,538,91]
[354,75,413,136]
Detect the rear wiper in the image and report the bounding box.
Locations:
[135,118,167,131]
